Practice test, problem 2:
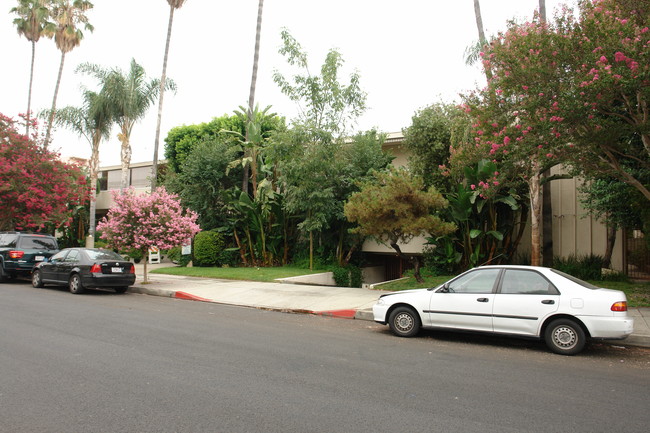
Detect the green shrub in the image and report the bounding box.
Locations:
[179,254,192,267]
[331,265,363,288]
[193,231,225,267]
[553,254,603,280]
[166,246,181,263]
[219,247,241,267]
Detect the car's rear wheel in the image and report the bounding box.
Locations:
[32,270,44,288]
[114,286,128,294]
[68,274,85,294]
[545,318,586,355]
[388,306,421,338]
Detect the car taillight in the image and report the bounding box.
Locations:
[611,301,627,312]
[9,251,24,259]
[128,264,135,274]
[90,264,102,273]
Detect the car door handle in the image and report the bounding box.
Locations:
[477,298,489,303]
[541,300,555,305]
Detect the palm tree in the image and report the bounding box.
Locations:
[242,0,264,194]
[49,87,112,247]
[11,0,55,137]
[79,59,172,190]
[44,0,93,147]
[151,0,188,191]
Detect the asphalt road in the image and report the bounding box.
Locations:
[2,281,649,433]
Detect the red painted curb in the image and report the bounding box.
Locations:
[314,309,357,319]
[174,291,211,302]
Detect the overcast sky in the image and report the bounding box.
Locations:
[2,0,573,166]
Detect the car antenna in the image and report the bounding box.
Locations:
[479,253,505,267]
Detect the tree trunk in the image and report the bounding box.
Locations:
[309,230,314,271]
[26,40,36,137]
[143,250,148,283]
[542,172,553,267]
[391,241,424,283]
[539,0,547,21]
[473,0,487,44]
[45,52,66,147]
[529,171,542,266]
[86,134,100,247]
[119,127,131,191]
[603,222,616,269]
[151,5,176,191]
[248,0,264,116]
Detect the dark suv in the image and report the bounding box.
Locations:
[0,232,59,281]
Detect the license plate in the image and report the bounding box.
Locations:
[111,267,123,273]
[35,256,44,261]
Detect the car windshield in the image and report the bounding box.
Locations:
[549,269,599,289]
[85,249,125,261]
[0,233,18,247]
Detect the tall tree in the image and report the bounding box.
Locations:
[11,0,55,137]
[151,0,187,191]
[79,59,171,190]
[49,85,112,247]
[459,15,572,266]
[241,0,265,194]
[44,0,93,147]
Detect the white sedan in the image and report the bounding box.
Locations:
[373,265,634,355]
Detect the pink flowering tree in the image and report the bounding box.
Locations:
[561,0,650,201]
[456,0,650,265]
[96,186,200,282]
[0,113,88,232]
[458,15,573,266]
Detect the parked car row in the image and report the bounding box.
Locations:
[1,231,135,294]
[2,232,634,355]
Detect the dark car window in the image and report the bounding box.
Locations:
[447,269,501,294]
[500,269,558,295]
[50,250,68,261]
[64,250,80,263]
[85,249,124,261]
[0,233,18,247]
[17,236,58,250]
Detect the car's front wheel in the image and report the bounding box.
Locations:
[388,306,421,338]
[32,270,44,288]
[68,274,85,294]
[544,318,586,355]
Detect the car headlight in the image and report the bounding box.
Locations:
[375,297,386,306]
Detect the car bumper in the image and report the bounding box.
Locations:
[2,261,38,276]
[578,315,634,339]
[81,274,136,288]
[373,303,389,325]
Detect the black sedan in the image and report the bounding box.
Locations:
[32,248,136,294]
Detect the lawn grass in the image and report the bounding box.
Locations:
[150,265,328,283]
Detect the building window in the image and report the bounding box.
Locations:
[107,169,124,190]
[130,166,152,188]
[98,171,108,191]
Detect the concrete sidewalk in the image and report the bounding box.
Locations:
[129,263,650,348]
